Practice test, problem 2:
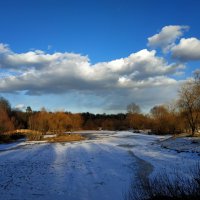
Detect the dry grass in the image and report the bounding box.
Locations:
[1,129,44,142]
[26,132,43,141]
[173,132,200,138]
[126,163,200,200]
[0,132,25,143]
[0,132,85,143]
[44,134,85,143]
[1,130,85,143]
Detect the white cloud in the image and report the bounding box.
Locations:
[148,25,189,52]
[15,104,26,110]
[171,37,200,61]
[0,43,10,53]
[0,47,182,94]
[0,43,185,111]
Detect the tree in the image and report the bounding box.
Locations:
[150,105,168,119]
[69,114,83,131]
[127,103,144,130]
[127,103,141,114]
[150,105,169,134]
[0,97,14,132]
[166,102,184,135]
[0,96,11,114]
[12,110,28,129]
[149,105,182,135]
[49,112,69,133]
[178,72,200,135]
[28,108,49,133]
[26,106,32,113]
[0,109,14,132]
[127,113,148,130]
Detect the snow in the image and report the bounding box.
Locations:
[43,134,57,139]
[0,131,200,200]
[0,140,47,151]
[160,136,200,153]
[0,140,25,151]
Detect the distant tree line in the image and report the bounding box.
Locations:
[0,71,200,136]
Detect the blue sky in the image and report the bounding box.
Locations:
[0,0,200,113]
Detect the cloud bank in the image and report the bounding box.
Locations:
[1,24,199,112]
[0,46,181,94]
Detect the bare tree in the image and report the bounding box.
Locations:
[127,103,141,114]
[150,105,183,135]
[178,71,200,135]
[127,103,142,130]
[0,97,14,132]
[150,105,169,134]
[0,96,11,114]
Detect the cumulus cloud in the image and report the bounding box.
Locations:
[0,43,10,53]
[0,46,182,95]
[148,25,189,52]
[0,42,186,111]
[14,104,26,110]
[171,37,200,61]
[0,43,88,71]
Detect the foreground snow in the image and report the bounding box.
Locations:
[160,136,200,153]
[0,131,199,200]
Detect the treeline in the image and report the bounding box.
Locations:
[82,108,183,134]
[0,101,83,134]
[0,71,200,135]
[0,99,196,135]
[29,109,82,133]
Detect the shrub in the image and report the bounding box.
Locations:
[0,134,11,143]
[126,164,200,200]
[26,133,43,141]
[10,132,25,140]
[0,132,25,143]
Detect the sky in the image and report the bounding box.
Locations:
[0,0,200,113]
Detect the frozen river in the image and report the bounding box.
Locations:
[0,131,199,200]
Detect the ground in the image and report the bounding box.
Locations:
[0,131,200,200]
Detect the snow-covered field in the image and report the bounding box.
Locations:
[0,131,199,200]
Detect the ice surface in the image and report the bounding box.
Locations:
[0,131,199,200]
